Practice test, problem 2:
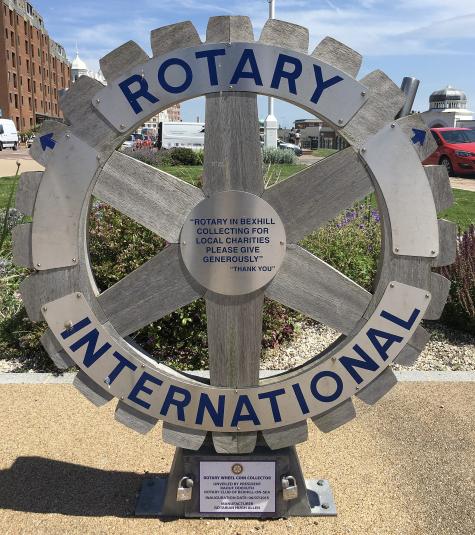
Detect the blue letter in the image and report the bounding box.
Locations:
[118,74,159,114]
[69,329,111,368]
[258,388,285,423]
[158,58,193,94]
[367,329,403,362]
[128,372,163,410]
[160,385,191,422]
[310,371,343,402]
[292,383,310,415]
[380,308,420,330]
[339,344,379,385]
[231,395,261,427]
[61,317,91,339]
[106,351,137,384]
[271,54,302,95]
[230,49,263,86]
[196,393,225,427]
[310,65,343,104]
[195,48,225,86]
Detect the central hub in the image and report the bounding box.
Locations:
[180,190,286,296]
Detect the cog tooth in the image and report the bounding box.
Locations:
[151,21,201,57]
[357,367,398,405]
[424,273,451,320]
[212,431,257,454]
[395,325,430,366]
[206,15,254,43]
[15,171,43,216]
[396,114,437,162]
[41,328,76,370]
[60,76,121,153]
[259,19,308,53]
[12,223,33,268]
[312,399,356,433]
[73,370,113,407]
[262,421,308,449]
[115,401,158,434]
[311,36,362,77]
[162,422,207,450]
[29,121,69,167]
[433,220,457,268]
[425,165,453,212]
[99,41,149,84]
[342,70,405,148]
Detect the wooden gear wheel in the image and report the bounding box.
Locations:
[13,16,454,454]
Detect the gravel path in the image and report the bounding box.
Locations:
[261,321,474,371]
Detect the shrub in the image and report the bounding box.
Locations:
[122,147,203,167]
[437,225,475,334]
[262,147,297,164]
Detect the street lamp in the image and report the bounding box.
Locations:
[264,0,278,148]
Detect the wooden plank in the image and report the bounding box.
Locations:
[41,328,76,370]
[212,432,257,454]
[98,244,203,336]
[12,223,33,268]
[266,245,371,335]
[356,367,397,405]
[115,401,158,434]
[94,151,205,243]
[29,121,68,167]
[162,422,207,450]
[206,15,254,43]
[425,165,453,212]
[433,220,457,267]
[16,171,43,216]
[312,37,362,77]
[259,19,309,53]
[60,76,121,154]
[396,114,437,162]
[151,21,201,57]
[262,147,372,243]
[341,70,405,148]
[73,370,113,407]
[100,41,149,83]
[424,273,451,320]
[262,421,308,450]
[395,325,430,366]
[312,399,356,433]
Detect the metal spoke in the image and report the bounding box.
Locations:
[262,148,373,243]
[265,245,371,335]
[94,151,205,243]
[97,244,203,336]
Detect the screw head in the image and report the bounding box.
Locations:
[280,241,285,246]
[65,133,70,139]
[338,119,343,124]
[182,241,186,246]
[361,91,366,96]
[317,480,325,486]
[394,248,399,253]
[64,320,73,330]
[431,250,436,255]
[322,503,330,510]
[391,123,396,128]
[425,294,430,299]
[120,124,126,129]
[42,306,47,312]
[96,98,101,104]
[361,147,366,153]
[36,263,41,267]
[390,283,395,288]
[72,258,77,263]
[76,293,81,298]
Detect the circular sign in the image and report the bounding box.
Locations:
[180,190,286,295]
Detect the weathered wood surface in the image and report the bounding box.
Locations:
[434,220,457,267]
[212,432,258,454]
[259,19,309,53]
[341,70,405,148]
[98,244,203,336]
[262,421,308,450]
[356,367,397,405]
[115,401,158,434]
[73,370,113,407]
[312,37,362,77]
[100,41,149,83]
[313,399,356,433]
[395,325,430,366]
[425,165,453,212]
[425,273,451,320]
[262,147,372,243]
[12,223,33,268]
[151,21,201,57]
[16,171,43,216]
[396,114,437,162]
[162,422,207,450]
[94,151,205,243]
[206,15,254,43]
[41,328,75,369]
[266,245,371,335]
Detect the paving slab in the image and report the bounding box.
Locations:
[0,382,473,534]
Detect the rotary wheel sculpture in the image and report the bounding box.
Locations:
[12,16,454,517]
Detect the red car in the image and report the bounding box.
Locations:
[423,127,475,176]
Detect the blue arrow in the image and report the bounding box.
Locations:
[40,133,56,151]
[411,128,426,146]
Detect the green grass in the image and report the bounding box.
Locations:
[312,148,338,158]
[0,176,16,210]
[439,189,475,231]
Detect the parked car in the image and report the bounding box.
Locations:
[26,135,36,148]
[0,118,19,151]
[121,133,145,150]
[423,127,475,176]
[277,140,302,156]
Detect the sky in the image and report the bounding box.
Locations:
[31,0,475,127]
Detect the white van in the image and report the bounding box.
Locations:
[0,119,19,151]
[158,122,205,150]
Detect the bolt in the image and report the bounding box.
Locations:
[331,356,336,362]
[182,241,186,246]
[42,306,47,312]
[229,85,233,89]
[431,250,436,255]
[355,386,360,391]
[141,364,145,368]
[390,283,395,288]
[361,147,366,153]
[76,293,81,298]
[64,320,73,330]
[317,480,325,486]
[280,241,285,246]
[361,91,366,97]
[322,503,330,510]
[96,98,101,104]
[36,262,41,267]
[72,258,77,263]
[120,396,124,400]
[395,248,399,253]
[120,124,126,129]
[104,377,111,385]
[237,426,240,430]
[338,119,343,125]
[425,294,430,299]
[66,133,70,138]
[391,123,395,128]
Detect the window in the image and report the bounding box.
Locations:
[28,97,32,107]
[0,125,3,134]
[13,73,17,88]
[5,28,8,39]
[20,76,22,86]
[9,10,13,26]
[25,40,28,53]
[27,78,31,91]
[12,52,16,67]
[10,31,14,46]
[14,94,18,108]
[26,59,29,70]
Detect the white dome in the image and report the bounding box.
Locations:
[72,52,88,71]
